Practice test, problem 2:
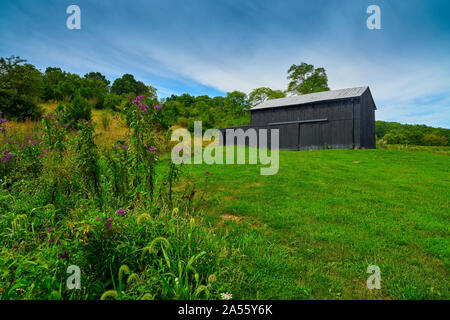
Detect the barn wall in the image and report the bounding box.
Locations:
[359,90,376,148]
[227,93,375,150]
[249,100,360,150]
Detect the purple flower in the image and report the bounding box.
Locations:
[47,227,54,233]
[39,149,49,157]
[148,146,158,152]
[113,116,119,120]
[106,223,112,230]
[116,208,125,216]
[154,104,162,110]
[58,250,68,259]
[95,217,104,221]
[1,150,12,163]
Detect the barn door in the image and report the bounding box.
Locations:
[274,123,299,150]
[298,122,325,150]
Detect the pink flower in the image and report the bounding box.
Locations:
[154,104,162,110]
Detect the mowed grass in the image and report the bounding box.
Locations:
[185,148,449,299]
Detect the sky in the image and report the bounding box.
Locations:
[0,0,449,128]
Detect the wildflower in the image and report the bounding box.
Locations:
[56,240,61,245]
[95,217,104,222]
[220,292,233,300]
[106,223,112,230]
[154,104,162,110]
[1,150,12,163]
[49,238,55,243]
[39,149,49,157]
[175,277,179,286]
[47,227,54,233]
[118,141,129,150]
[148,146,158,152]
[113,116,119,120]
[116,208,125,216]
[58,249,68,259]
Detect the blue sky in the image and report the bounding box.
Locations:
[0,0,449,128]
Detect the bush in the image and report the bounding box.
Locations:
[0,56,44,120]
[103,93,122,111]
[422,134,447,146]
[64,94,92,123]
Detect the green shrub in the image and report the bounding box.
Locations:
[64,94,92,123]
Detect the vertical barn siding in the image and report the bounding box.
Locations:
[359,90,376,148]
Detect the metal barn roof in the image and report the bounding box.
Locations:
[251,86,370,111]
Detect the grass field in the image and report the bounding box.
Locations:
[185,148,449,299]
[2,108,448,300]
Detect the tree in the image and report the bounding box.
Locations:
[248,87,286,106]
[111,74,156,97]
[423,134,447,146]
[0,56,43,119]
[223,91,249,116]
[84,72,110,86]
[287,62,329,95]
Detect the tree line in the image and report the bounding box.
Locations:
[0,55,447,146]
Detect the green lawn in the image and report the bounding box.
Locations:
[185,148,449,299]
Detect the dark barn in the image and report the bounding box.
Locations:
[221,86,377,150]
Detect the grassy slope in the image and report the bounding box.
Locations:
[185,148,449,299]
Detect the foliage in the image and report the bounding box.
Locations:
[248,87,286,106]
[287,62,330,95]
[64,94,92,123]
[0,56,43,119]
[0,101,235,300]
[163,92,250,129]
[111,74,156,98]
[376,121,449,146]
